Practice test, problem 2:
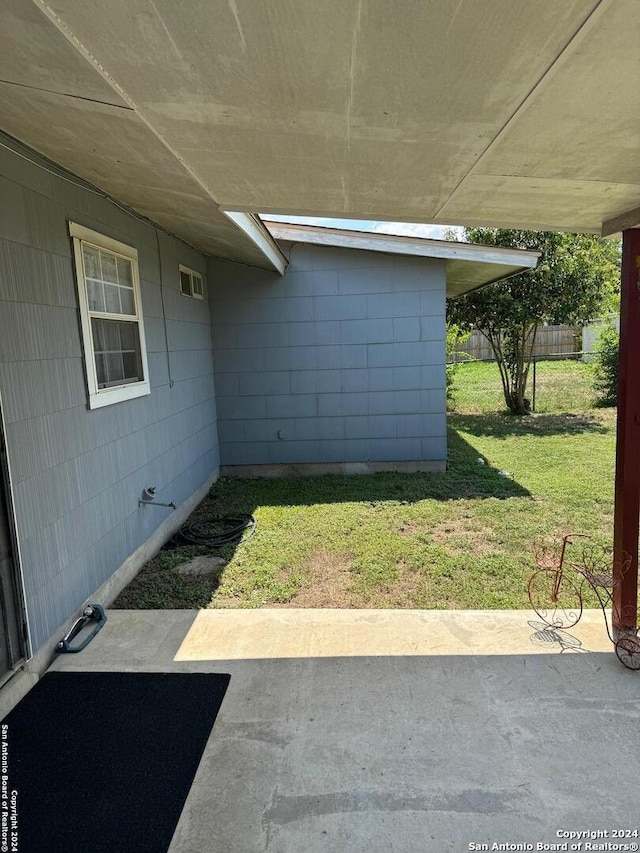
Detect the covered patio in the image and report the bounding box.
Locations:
[1,1,638,637]
[0,0,640,631]
[50,608,638,851]
[1,1,640,847]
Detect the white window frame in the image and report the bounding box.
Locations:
[179,264,204,300]
[69,222,151,409]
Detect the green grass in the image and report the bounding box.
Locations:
[113,545,217,609]
[114,404,616,612]
[450,358,595,413]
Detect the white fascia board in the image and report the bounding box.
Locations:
[263,222,539,270]
[223,212,288,275]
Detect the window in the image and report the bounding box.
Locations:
[179,265,204,299]
[69,222,150,409]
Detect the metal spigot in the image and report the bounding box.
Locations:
[138,486,176,510]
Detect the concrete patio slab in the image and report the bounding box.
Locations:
[174,608,613,661]
[50,609,640,852]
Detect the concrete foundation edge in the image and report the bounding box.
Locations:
[0,467,219,719]
[220,460,447,478]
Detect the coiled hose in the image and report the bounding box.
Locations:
[175,514,256,549]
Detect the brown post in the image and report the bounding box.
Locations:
[613,228,640,633]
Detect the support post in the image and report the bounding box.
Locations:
[613,228,640,634]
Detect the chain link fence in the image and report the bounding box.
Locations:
[448,354,597,414]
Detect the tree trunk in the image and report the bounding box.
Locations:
[482,331,511,410]
[483,323,539,415]
[505,323,539,414]
[481,325,539,415]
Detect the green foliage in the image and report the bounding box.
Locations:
[592,323,619,407]
[445,322,469,406]
[447,229,620,414]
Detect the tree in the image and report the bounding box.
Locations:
[447,228,621,414]
[592,322,619,407]
[445,321,469,406]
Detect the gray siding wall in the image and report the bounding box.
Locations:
[209,243,446,467]
[0,137,219,653]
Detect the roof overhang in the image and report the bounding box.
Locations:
[264,222,540,298]
[0,0,637,265]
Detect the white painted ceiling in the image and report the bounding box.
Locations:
[1,0,637,270]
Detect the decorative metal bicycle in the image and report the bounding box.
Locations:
[527,534,640,670]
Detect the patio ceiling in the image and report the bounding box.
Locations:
[1,0,638,271]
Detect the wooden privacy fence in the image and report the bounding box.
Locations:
[453,324,582,361]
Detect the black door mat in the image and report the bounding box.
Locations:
[2,671,230,853]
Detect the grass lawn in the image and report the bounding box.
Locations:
[450,358,595,413]
[114,358,616,611]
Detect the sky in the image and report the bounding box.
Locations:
[263,214,463,241]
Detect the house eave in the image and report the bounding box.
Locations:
[263,220,540,297]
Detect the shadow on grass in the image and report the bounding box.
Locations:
[112,545,223,609]
[190,428,530,512]
[451,411,610,439]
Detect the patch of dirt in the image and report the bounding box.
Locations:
[372,560,431,608]
[275,550,363,608]
[273,551,432,609]
[430,517,498,556]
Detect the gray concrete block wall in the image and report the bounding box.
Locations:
[209,243,447,469]
[0,136,219,653]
